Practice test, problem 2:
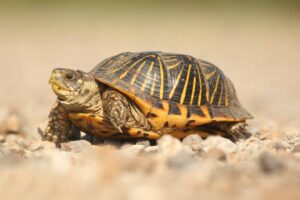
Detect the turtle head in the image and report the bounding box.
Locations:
[49,68,102,112]
[49,68,85,101]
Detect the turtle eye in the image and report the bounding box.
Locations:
[65,73,75,80]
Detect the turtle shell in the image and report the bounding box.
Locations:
[91,52,252,130]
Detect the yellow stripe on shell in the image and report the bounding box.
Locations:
[158,57,164,99]
[195,64,202,106]
[147,101,169,130]
[119,55,153,79]
[169,65,184,99]
[130,61,146,85]
[218,81,223,106]
[210,74,220,104]
[111,59,132,73]
[141,61,154,91]
[200,106,211,118]
[205,70,216,80]
[224,79,229,107]
[167,104,188,128]
[190,76,196,105]
[161,56,178,60]
[150,73,157,96]
[180,64,192,104]
[167,61,182,70]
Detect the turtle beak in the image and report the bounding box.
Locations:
[49,69,70,99]
[49,69,61,85]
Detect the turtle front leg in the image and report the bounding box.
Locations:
[102,88,151,134]
[102,89,129,133]
[44,101,72,145]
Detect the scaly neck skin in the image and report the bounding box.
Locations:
[59,76,104,116]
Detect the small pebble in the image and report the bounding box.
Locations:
[61,140,92,153]
[103,139,122,147]
[121,144,146,154]
[0,135,5,143]
[167,150,194,169]
[273,142,287,151]
[136,139,151,147]
[144,146,159,153]
[204,149,227,161]
[258,152,285,174]
[29,141,56,151]
[157,135,192,156]
[182,134,203,152]
[292,143,300,153]
[2,113,21,134]
[202,136,238,154]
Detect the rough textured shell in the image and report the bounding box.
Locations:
[91,52,252,121]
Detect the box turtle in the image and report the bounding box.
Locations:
[44,51,252,144]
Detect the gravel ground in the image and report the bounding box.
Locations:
[0,9,300,200]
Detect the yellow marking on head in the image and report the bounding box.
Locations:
[205,70,216,80]
[210,74,220,104]
[169,65,184,99]
[119,55,152,79]
[195,65,202,106]
[190,76,196,105]
[180,64,192,104]
[150,73,157,96]
[158,57,164,99]
[218,81,223,106]
[141,61,154,91]
[167,61,182,70]
[50,70,62,79]
[130,61,146,85]
[49,78,69,91]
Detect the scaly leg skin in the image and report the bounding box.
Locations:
[228,122,251,140]
[102,88,151,134]
[102,89,129,133]
[44,101,72,145]
[216,122,250,141]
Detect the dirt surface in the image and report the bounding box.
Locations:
[0,10,300,200]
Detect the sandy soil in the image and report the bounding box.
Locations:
[0,10,300,200]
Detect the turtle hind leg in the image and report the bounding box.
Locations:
[210,122,251,141]
[228,122,251,139]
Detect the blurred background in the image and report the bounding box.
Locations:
[0,0,299,134]
[0,2,300,200]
